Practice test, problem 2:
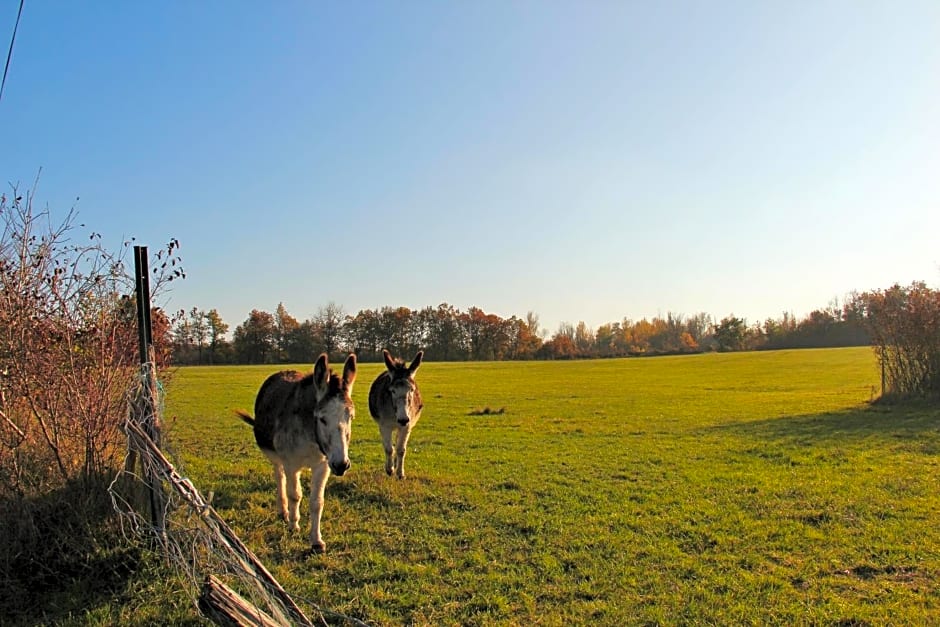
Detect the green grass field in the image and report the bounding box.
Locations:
[161,347,939,625]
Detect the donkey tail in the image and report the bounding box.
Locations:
[234,409,255,427]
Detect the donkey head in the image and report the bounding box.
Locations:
[383,349,423,426]
[312,353,357,476]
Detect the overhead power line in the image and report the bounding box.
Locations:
[0,0,25,104]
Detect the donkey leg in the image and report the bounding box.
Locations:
[263,453,290,523]
[284,464,303,532]
[273,463,289,522]
[380,423,396,476]
[395,425,413,480]
[308,461,331,553]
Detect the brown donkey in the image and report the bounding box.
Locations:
[368,349,423,479]
[236,353,356,553]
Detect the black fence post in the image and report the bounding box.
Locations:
[133,246,167,541]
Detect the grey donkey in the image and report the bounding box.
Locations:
[368,349,424,479]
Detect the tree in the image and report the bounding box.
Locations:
[574,321,594,354]
[377,306,415,357]
[714,316,746,352]
[628,318,655,354]
[595,323,618,357]
[461,307,516,360]
[512,316,543,359]
[423,303,467,361]
[275,303,300,362]
[286,320,319,364]
[525,311,543,340]
[648,313,685,354]
[233,309,277,364]
[538,333,577,359]
[343,309,381,360]
[679,331,698,352]
[172,316,193,361]
[314,302,345,358]
[189,308,208,363]
[205,309,230,364]
[685,312,713,344]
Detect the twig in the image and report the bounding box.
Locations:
[0,407,25,440]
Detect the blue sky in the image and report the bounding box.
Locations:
[2,1,938,336]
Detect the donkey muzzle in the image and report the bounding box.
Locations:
[331,459,351,476]
[397,417,410,426]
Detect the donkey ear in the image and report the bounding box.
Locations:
[342,353,357,392]
[383,349,396,373]
[409,350,424,376]
[313,353,330,393]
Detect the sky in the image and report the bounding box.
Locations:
[1,1,938,337]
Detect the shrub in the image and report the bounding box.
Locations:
[0,184,181,618]
[855,282,940,400]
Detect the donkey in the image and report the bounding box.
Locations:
[368,349,424,479]
[236,353,356,553]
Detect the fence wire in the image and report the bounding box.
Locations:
[109,370,369,627]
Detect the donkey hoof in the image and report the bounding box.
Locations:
[310,541,326,554]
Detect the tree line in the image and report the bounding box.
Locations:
[169,298,874,365]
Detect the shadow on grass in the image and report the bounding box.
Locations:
[711,402,940,446]
[327,477,396,509]
[212,470,404,513]
[206,472,274,510]
[0,475,150,626]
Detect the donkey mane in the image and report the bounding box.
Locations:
[385,357,412,383]
[387,361,411,379]
[325,370,354,396]
[281,368,351,396]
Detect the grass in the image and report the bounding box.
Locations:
[153,347,940,625]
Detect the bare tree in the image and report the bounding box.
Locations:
[314,301,345,358]
[525,311,543,339]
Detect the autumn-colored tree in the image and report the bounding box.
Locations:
[511,316,543,359]
[462,307,514,360]
[685,312,713,345]
[629,318,656,353]
[679,331,698,352]
[538,334,578,359]
[856,282,940,399]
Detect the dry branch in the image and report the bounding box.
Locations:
[123,417,314,626]
[199,575,281,627]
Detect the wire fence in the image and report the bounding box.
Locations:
[108,368,369,627]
